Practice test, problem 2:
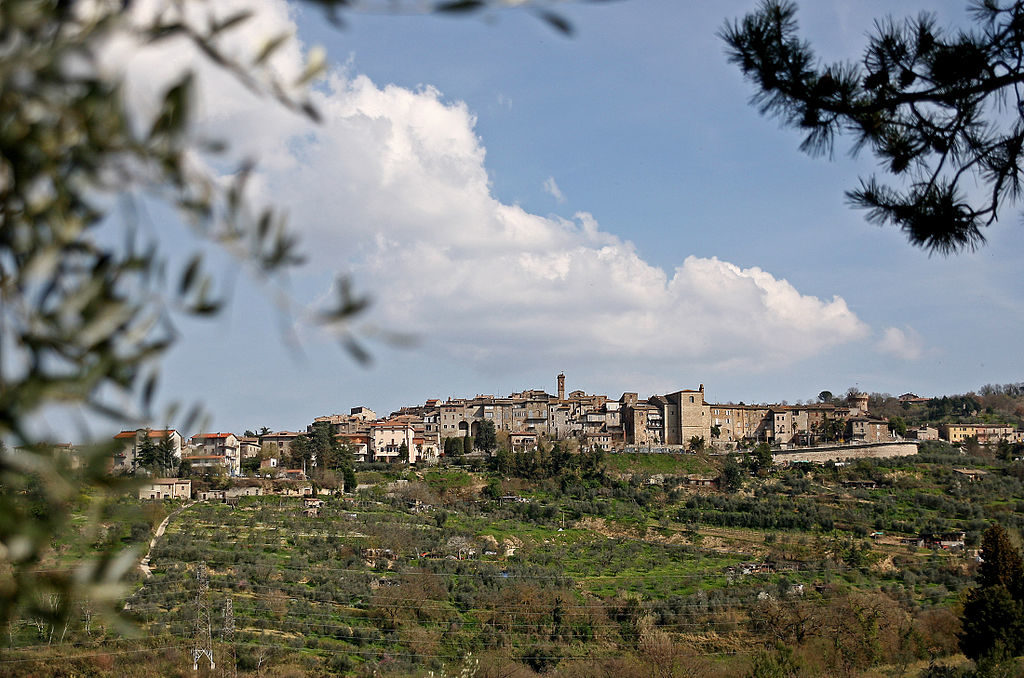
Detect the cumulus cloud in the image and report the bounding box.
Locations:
[543,176,566,203]
[877,326,925,361]
[112,0,871,374]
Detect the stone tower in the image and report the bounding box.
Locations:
[557,373,565,401]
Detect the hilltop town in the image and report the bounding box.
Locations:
[110,374,1024,482]
[26,377,1024,678]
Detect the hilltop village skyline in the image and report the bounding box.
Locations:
[109,374,976,476]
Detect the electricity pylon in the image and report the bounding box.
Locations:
[191,562,215,671]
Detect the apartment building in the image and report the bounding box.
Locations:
[260,431,303,460]
[941,423,1019,444]
[709,404,769,443]
[185,432,241,476]
[369,420,416,463]
[238,436,261,459]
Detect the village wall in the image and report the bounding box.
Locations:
[772,442,919,464]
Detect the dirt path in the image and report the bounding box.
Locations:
[139,501,192,579]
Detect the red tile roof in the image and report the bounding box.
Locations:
[369,420,414,428]
[114,429,177,439]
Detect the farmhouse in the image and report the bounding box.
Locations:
[138,478,191,500]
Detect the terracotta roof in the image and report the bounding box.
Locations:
[390,414,420,423]
[369,420,413,428]
[115,429,177,439]
[191,432,235,440]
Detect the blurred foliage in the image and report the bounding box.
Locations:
[0,0,354,638]
[0,0,590,643]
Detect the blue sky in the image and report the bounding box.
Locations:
[71,0,1024,438]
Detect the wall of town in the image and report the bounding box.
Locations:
[772,441,919,464]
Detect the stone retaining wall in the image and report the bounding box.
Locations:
[772,442,919,464]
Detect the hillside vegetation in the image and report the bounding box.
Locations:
[5,441,1024,677]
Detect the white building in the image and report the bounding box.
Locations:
[138,477,191,500]
[185,432,241,476]
[369,421,416,463]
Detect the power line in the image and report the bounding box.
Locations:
[214,638,760,662]
[123,582,851,615]
[0,643,188,664]
[145,553,842,582]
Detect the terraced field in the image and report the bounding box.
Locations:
[4,446,1022,676]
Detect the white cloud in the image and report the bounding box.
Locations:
[877,326,925,361]
[543,176,566,203]
[112,0,872,376]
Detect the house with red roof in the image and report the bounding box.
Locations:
[337,432,371,463]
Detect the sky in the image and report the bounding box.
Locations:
[70,0,1024,438]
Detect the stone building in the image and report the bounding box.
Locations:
[260,431,303,460]
[138,478,191,500]
[656,386,711,446]
[848,416,894,443]
[312,407,377,435]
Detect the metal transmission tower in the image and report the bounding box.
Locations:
[222,595,236,678]
[222,596,234,637]
[191,562,215,671]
